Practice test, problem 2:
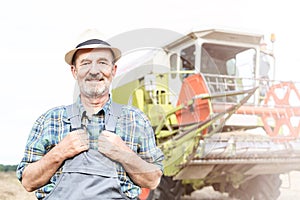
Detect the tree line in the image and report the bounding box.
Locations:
[0,164,18,172]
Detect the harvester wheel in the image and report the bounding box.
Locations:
[227,174,282,200]
[145,176,183,200]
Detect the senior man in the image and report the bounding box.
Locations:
[17,30,164,200]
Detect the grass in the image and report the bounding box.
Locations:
[0,171,36,200]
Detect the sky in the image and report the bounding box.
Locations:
[0,0,299,165]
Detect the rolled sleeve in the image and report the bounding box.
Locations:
[16,117,46,182]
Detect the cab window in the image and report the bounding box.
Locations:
[180,45,195,80]
[170,53,178,79]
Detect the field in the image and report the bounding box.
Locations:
[2,171,300,200]
[184,171,300,200]
[0,172,35,200]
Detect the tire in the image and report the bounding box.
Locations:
[144,176,184,200]
[227,174,282,200]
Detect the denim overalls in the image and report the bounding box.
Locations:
[44,103,131,200]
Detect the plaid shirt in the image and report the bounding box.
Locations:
[16,97,164,199]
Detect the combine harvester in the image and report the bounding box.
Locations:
[112,29,300,200]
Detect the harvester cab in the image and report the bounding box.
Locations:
[112,29,300,200]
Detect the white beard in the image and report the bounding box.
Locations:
[78,80,109,98]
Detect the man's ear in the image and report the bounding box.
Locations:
[112,65,117,77]
[71,65,78,80]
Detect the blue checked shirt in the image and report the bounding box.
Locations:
[16,97,164,199]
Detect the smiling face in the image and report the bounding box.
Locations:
[71,48,117,99]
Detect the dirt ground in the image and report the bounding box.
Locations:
[0,172,35,200]
[278,171,300,200]
[183,171,300,200]
[2,171,300,200]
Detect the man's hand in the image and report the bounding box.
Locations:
[98,130,131,161]
[98,131,162,189]
[22,129,89,192]
[56,129,89,160]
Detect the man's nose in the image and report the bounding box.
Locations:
[89,62,101,73]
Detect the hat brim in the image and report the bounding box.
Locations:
[65,43,121,65]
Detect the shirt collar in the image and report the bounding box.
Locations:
[74,95,112,118]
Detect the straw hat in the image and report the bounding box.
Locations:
[64,29,121,65]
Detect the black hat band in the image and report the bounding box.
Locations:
[76,39,111,48]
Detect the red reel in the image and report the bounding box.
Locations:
[176,74,211,133]
[262,82,300,140]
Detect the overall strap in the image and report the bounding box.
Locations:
[65,104,81,131]
[105,102,123,132]
[65,102,123,132]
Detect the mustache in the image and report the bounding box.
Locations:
[85,75,104,81]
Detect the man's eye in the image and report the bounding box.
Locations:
[81,62,90,66]
[99,61,108,65]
